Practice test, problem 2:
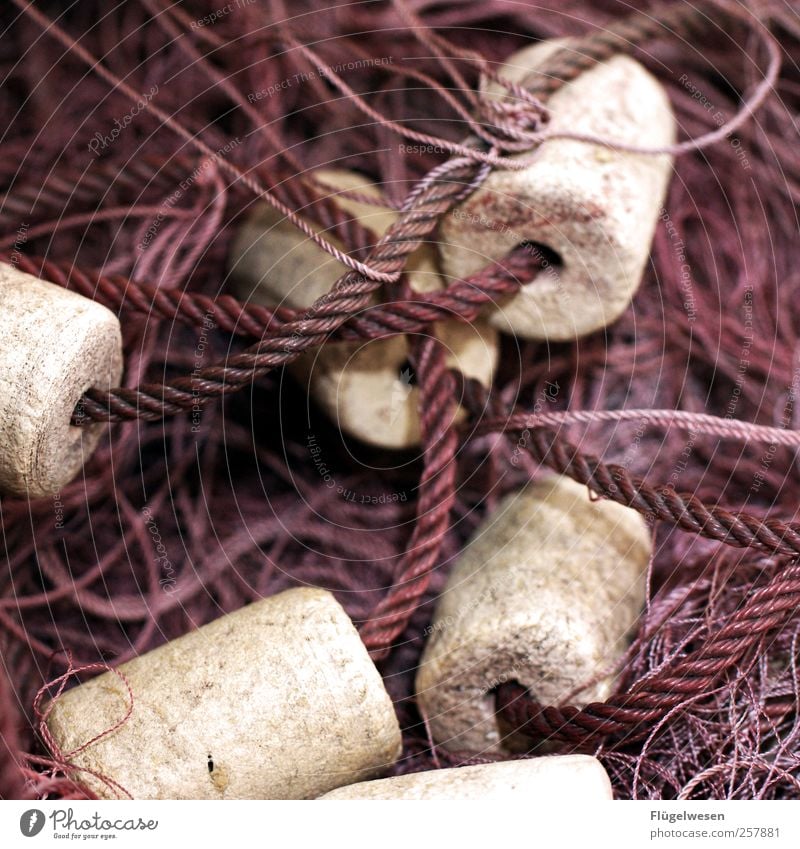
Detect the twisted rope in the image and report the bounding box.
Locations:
[525,429,800,558]
[359,334,460,659]
[2,249,533,345]
[496,561,800,746]
[72,156,486,423]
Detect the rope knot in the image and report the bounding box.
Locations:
[473,76,551,154]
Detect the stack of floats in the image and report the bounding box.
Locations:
[2,41,674,799]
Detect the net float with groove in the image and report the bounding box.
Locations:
[0,262,122,499]
[228,169,499,449]
[45,587,402,799]
[439,38,676,340]
[319,755,613,799]
[415,474,652,753]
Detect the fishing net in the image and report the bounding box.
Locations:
[1,0,800,799]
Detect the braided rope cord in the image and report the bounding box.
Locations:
[359,334,460,659]
[0,156,383,258]
[2,251,531,345]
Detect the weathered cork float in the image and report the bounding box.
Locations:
[0,262,122,499]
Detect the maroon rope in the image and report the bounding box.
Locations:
[496,560,800,747]
[359,334,459,659]
[0,661,26,799]
[489,428,800,746]
[353,6,704,659]
[520,428,800,559]
[71,157,487,423]
[1,249,532,345]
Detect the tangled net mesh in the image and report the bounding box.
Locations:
[1,0,800,799]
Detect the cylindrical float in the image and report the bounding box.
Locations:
[439,39,676,340]
[0,262,123,498]
[319,755,613,799]
[415,475,651,753]
[229,169,499,449]
[46,587,402,799]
